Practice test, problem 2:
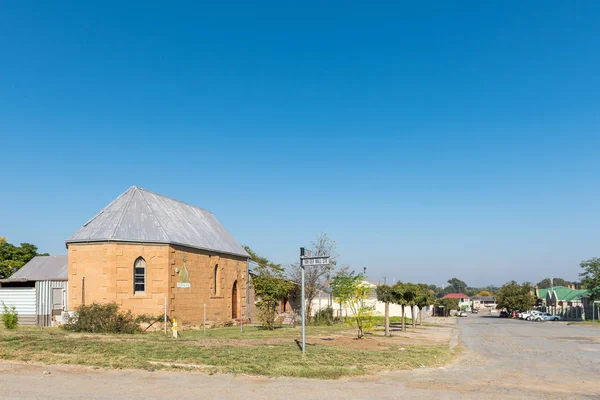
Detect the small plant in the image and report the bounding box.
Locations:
[314,306,334,326]
[1,302,18,329]
[63,302,140,334]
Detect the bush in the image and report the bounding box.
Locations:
[1,302,18,329]
[63,302,140,334]
[314,306,334,325]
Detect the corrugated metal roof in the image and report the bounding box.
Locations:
[2,256,68,282]
[66,186,249,258]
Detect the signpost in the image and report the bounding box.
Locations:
[299,248,330,353]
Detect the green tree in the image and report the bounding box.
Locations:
[444,278,467,294]
[535,277,573,289]
[433,297,459,316]
[245,246,295,330]
[375,284,394,336]
[475,290,493,297]
[495,281,536,312]
[579,258,600,301]
[331,271,375,339]
[0,239,49,279]
[391,282,419,331]
[415,284,435,325]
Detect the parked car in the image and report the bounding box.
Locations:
[534,313,561,322]
[458,311,468,317]
[526,311,543,321]
[499,311,509,318]
[472,308,479,314]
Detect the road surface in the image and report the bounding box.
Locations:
[1,314,598,399]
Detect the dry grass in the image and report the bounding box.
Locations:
[0,324,453,379]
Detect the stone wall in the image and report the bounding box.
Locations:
[68,242,248,326]
[168,245,248,327]
[68,243,170,316]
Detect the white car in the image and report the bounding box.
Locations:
[519,310,535,320]
[525,311,543,321]
[458,311,468,317]
[534,313,561,322]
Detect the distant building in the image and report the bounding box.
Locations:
[472,296,496,309]
[443,293,471,309]
[0,255,68,326]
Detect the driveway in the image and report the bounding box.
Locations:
[1,315,599,399]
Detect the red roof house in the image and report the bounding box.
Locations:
[443,293,471,307]
[443,293,469,299]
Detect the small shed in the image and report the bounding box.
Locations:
[0,255,68,326]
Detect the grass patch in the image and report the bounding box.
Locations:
[567,320,600,326]
[0,325,452,379]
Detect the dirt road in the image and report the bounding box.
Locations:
[1,315,598,399]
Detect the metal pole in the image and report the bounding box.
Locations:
[301,247,306,353]
[204,303,206,336]
[164,297,167,336]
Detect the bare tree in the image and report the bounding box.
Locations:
[288,233,337,322]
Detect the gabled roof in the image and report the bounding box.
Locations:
[1,255,68,282]
[66,186,249,258]
[443,293,469,299]
[546,286,590,302]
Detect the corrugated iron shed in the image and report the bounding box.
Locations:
[1,255,68,282]
[66,186,249,258]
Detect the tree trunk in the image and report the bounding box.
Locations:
[412,305,416,329]
[384,302,390,337]
[401,305,406,332]
[419,306,423,325]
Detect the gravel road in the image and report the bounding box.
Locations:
[1,315,598,399]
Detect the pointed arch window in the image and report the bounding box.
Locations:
[134,257,146,293]
[214,264,219,295]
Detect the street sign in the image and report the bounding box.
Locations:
[299,248,330,354]
[301,256,330,267]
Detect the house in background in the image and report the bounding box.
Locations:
[0,255,68,326]
[66,186,250,327]
[472,296,496,310]
[443,293,471,310]
[534,285,590,320]
[313,280,420,320]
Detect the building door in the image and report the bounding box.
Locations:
[232,281,238,319]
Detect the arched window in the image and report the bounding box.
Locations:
[134,257,146,294]
[213,264,219,295]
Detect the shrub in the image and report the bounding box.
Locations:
[1,302,18,329]
[63,302,140,334]
[314,306,334,325]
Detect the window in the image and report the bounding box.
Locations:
[213,264,219,295]
[134,257,146,293]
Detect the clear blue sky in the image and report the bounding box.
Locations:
[1,2,599,287]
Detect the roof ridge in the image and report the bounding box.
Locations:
[135,186,213,214]
[137,187,170,241]
[110,187,137,240]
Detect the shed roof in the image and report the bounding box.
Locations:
[66,186,249,258]
[1,255,68,282]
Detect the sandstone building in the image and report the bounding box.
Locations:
[66,186,250,326]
